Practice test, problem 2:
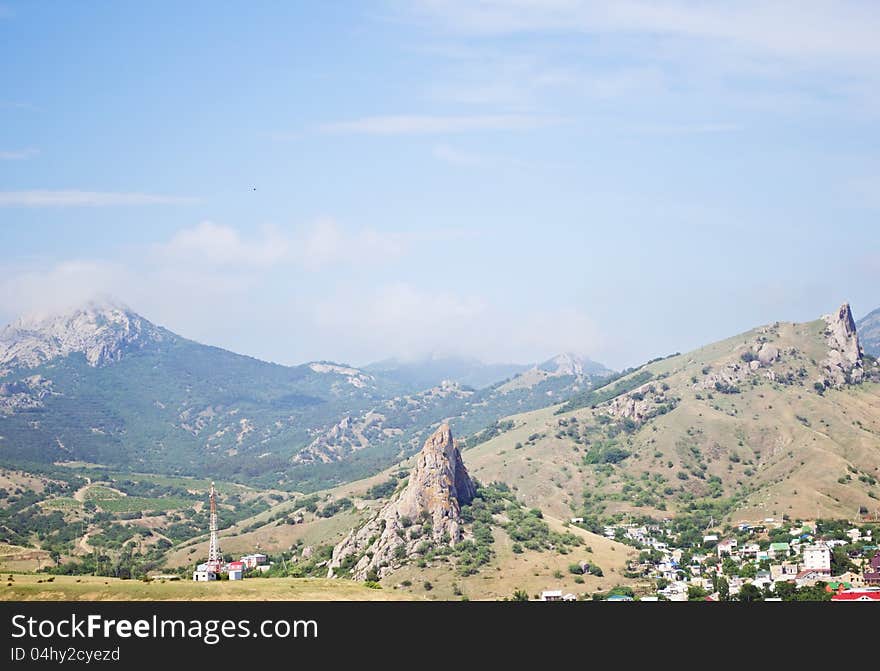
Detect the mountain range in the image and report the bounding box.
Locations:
[0,300,611,490]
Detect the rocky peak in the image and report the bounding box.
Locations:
[537,352,610,379]
[0,299,169,371]
[821,302,864,387]
[327,423,476,581]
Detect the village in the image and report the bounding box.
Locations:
[540,516,880,602]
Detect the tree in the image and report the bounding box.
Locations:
[687,585,708,601]
[831,546,855,575]
[773,581,797,601]
[511,588,529,602]
[738,583,762,602]
[717,576,730,602]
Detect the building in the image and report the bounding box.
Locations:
[864,554,880,585]
[540,590,563,602]
[193,563,217,582]
[241,553,268,569]
[801,544,832,573]
[226,561,245,581]
[831,587,880,602]
[717,539,738,557]
[769,542,790,559]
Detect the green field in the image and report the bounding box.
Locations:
[0,574,421,601]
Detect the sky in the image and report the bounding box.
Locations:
[2,1,880,371]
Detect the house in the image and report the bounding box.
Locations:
[831,587,880,602]
[703,534,719,544]
[753,570,773,590]
[801,544,832,573]
[741,543,761,557]
[717,539,738,557]
[540,590,564,602]
[570,517,584,524]
[562,593,577,602]
[864,553,880,585]
[226,560,245,581]
[240,553,268,569]
[833,571,865,588]
[192,564,217,582]
[795,570,828,587]
[769,542,790,559]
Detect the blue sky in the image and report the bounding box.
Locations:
[2,1,879,370]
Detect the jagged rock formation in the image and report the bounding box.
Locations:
[327,424,476,580]
[0,300,168,372]
[821,303,864,387]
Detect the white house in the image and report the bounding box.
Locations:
[540,590,563,602]
[192,567,217,582]
[240,553,268,569]
[717,539,738,557]
[741,543,761,557]
[801,544,832,573]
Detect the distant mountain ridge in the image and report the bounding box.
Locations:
[0,301,608,491]
[857,306,880,357]
[364,355,531,391]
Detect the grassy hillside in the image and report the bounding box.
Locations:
[464,318,880,524]
[0,574,419,601]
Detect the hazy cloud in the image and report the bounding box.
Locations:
[298,218,408,270]
[317,114,555,135]
[411,1,880,63]
[0,190,198,207]
[156,221,290,269]
[0,260,126,319]
[0,147,39,160]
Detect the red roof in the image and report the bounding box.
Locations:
[831,591,880,601]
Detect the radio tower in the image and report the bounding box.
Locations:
[207,482,222,566]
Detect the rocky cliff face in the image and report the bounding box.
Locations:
[327,423,476,580]
[821,303,864,386]
[0,300,169,373]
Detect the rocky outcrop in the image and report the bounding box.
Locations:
[0,375,55,414]
[327,424,475,580]
[821,303,864,387]
[0,300,168,372]
[603,382,675,423]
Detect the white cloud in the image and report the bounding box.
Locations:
[412,1,880,63]
[317,114,554,135]
[157,221,290,269]
[298,218,407,270]
[431,144,487,166]
[0,260,126,319]
[0,190,197,207]
[630,122,742,135]
[0,148,39,160]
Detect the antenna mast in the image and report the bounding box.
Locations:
[207,482,221,564]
